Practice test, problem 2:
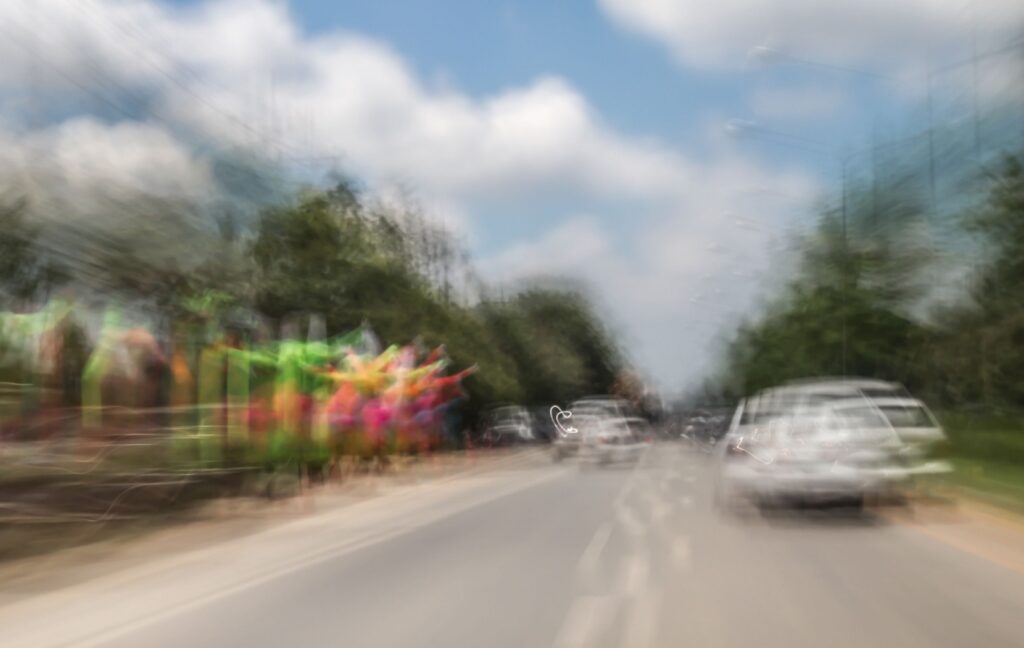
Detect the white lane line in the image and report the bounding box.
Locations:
[621,588,661,648]
[671,536,691,572]
[578,523,612,578]
[615,502,646,537]
[621,553,649,597]
[552,596,615,648]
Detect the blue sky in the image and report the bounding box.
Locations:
[3,0,1022,391]
[248,0,951,257]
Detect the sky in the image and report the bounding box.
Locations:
[2,0,1023,393]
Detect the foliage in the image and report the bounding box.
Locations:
[247,185,624,429]
[719,154,1024,410]
[0,179,626,435]
[0,197,68,305]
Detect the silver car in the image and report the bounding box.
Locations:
[579,415,645,466]
[483,405,534,446]
[714,400,911,509]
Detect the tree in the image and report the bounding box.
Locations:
[719,178,933,396]
[0,197,67,305]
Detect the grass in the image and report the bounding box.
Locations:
[934,410,1024,512]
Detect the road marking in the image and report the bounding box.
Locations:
[621,588,661,648]
[616,502,646,537]
[578,523,612,578]
[651,495,671,523]
[621,553,649,596]
[672,536,691,572]
[552,596,615,648]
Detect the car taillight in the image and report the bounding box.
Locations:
[726,440,749,458]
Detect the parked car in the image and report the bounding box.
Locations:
[481,405,534,446]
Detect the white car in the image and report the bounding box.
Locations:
[483,405,534,445]
[723,394,789,444]
[580,415,645,466]
[782,377,910,400]
[871,397,952,477]
[715,399,911,509]
[756,378,910,415]
[553,397,642,464]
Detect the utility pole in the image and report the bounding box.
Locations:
[840,156,849,378]
[971,7,983,161]
[926,70,938,214]
[871,121,880,228]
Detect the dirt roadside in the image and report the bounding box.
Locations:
[884,490,1024,576]
[0,447,543,603]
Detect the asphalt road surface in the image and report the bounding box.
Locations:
[2,444,1024,647]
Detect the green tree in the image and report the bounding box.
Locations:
[0,197,67,304]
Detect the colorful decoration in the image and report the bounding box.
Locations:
[4,299,476,468]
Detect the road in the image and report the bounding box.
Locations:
[2,444,1024,647]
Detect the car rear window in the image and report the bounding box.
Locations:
[879,405,934,428]
[832,405,889,428]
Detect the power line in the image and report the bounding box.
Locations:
[6,1,339,187]
[65,0,310,165]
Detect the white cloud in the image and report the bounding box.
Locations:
[0,118,216,219]
[480,157,816,390]
[0,0,695,206]
[12,119,212,198]
[751,84,845,120]
[0,0,825,390]
[0,117,226,286]
[597,0,1024,71]
[481,218,614,282]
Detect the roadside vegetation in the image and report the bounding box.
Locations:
[0,178,626,435]
[0,174,630,557]
[710,148,1024,506]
